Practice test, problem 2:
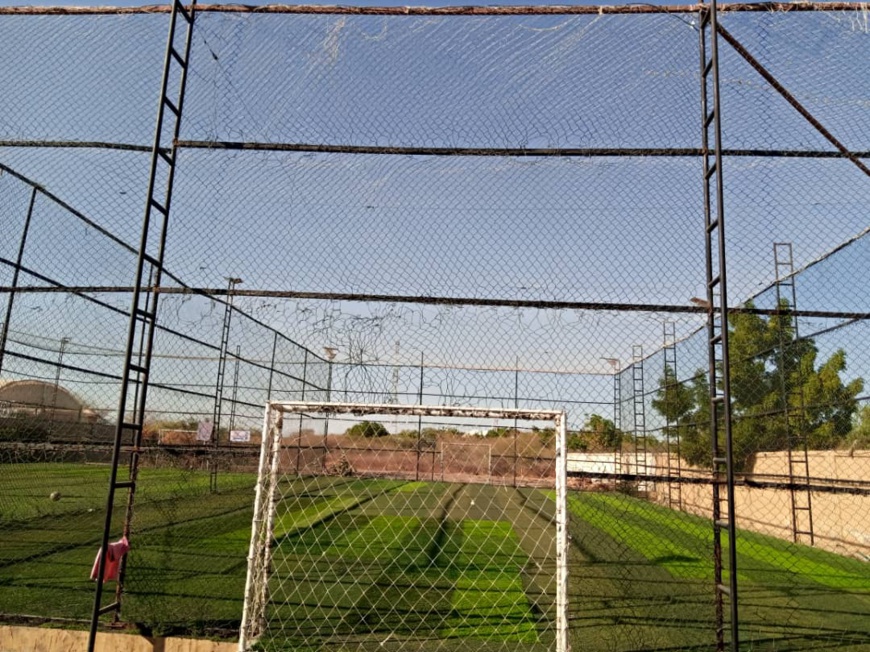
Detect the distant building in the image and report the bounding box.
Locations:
[0,379,101,423]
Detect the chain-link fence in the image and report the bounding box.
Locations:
[1,2,869,651]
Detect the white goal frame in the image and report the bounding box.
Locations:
[239,401,569,652]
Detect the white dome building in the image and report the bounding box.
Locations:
[0,379,101,423]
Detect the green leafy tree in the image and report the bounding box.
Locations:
[534,426,556,448]
[651,364,702,464]
[846,404,870,451]
[345,421,389,438]
[485,426,518,438]
[566,414,622,451]
[585,413,623,450]
[653,300,863,470]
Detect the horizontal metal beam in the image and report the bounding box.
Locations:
[176,140,870,159]
[4,139,869,160]
[1,2,864,16]
[2,284,869,320]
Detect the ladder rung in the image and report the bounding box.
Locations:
[706,218,721,234]
[703,57,713,78]
[121,422,143,431]
[704,108,715,127]
[710,333,722,345]
[705,161,718,179]
[157,147,173,164]
[128,363,148,375]
[150,197,169,215]
[134,308,154,322]
[114,480,135,489]
[163,97,180,117]
[717,583,731,596]
[713,456,727,464]
[794,506,812,511]
[175,1,192,23]
[708,276,720,289]
[97,601,120,615]
[712,395,725,404]
[142,252,161,268]
[700,11,711,28]
[169,46,185,66]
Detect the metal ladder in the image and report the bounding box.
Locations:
[774,242,814,545]
[663,321,682,510]
[88,2,196,648]
[632,345,647,486]
[700,2,739,649]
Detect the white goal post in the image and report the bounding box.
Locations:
[239,401,570,652]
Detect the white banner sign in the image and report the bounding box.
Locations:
[229,429,251,443]
[196,419,214,442]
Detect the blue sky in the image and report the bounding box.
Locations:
[1,2,869,427]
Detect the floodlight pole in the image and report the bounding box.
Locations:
[49,337,70,431]
[210,276,242,492]
[416,352,424,481]
[322,347,337,469]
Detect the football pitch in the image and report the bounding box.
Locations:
[1,463,869,651]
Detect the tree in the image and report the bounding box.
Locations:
[585,413,623,449]
[652,300,863,470]
[345,421,389,438]
[846,404,870,451]
[566,414,623,451]
[651,364,701,464]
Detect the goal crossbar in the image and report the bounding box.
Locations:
[267,400,566,422]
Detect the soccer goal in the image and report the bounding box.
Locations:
[240,401,569,652]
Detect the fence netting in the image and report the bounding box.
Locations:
[1,3,869,651]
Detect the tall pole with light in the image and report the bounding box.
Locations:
[322,347,338,471]
[49,337,71,433]
[209,277,242,493]
[603,357,621,474]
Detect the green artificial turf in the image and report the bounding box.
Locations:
[556,490,870,651]
[2,463,869,651]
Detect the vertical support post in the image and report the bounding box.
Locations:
[632,345,647,488]
[700,2,739,648]
[48,337,70,433]
[555,411,569,652]
[663,321,682,510]
[266,333,278,401]
[323,350,335,470]
[89,2,197,645]
[260,406,283,636]
[416,352,424,481]
[296,348,308,476]
[513,359,519,487]
[0,187,37,377]
[211,278,242,493]
[239,402,279,651]
[228,344,241,434]
[603,358,622,477]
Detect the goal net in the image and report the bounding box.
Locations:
[240,401,569,652]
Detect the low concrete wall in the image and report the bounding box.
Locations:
[0,626,235,652]
[653,450,870,559]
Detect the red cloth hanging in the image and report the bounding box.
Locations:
[90,536,130,583]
